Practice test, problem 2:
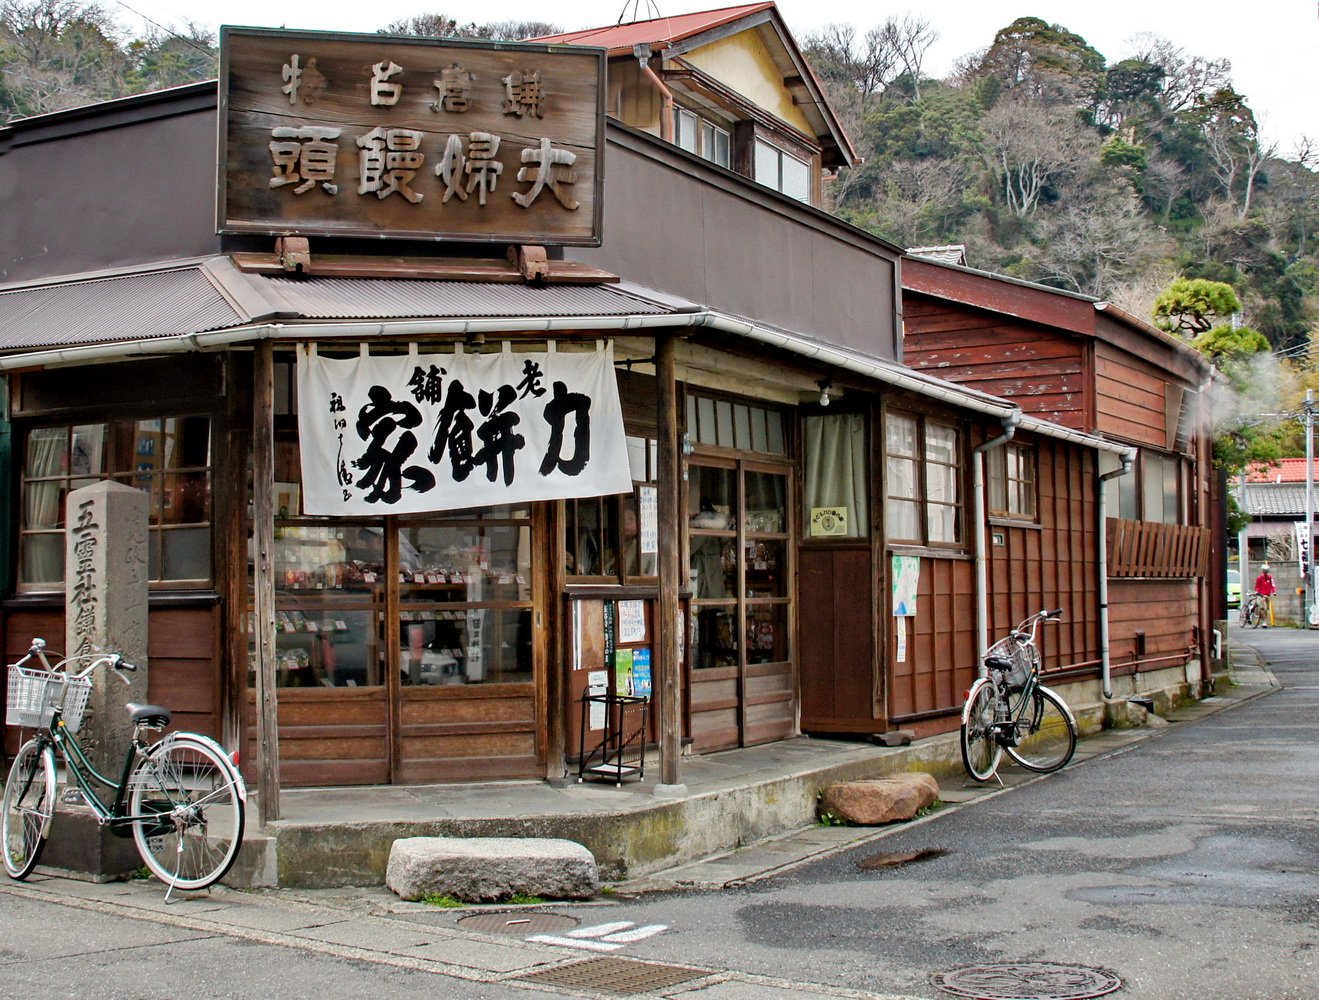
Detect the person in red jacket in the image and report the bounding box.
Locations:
[1254,564,1277,626]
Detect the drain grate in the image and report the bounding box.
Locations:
[458,912,579,935]
[517,956,709,995]
[931,962,1122,1000]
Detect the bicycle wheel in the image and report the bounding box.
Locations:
[129,735,245,891]
[1006,686,1077,773]
[960,679,1003,782]
[2,740,56,880]
[1238,601,1253,627]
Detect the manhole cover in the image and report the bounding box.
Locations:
[857,848,950,870]
[459,912,579,935]
[518,956,708,996]
[930,962,1123,1000]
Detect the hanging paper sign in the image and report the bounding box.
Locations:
[298,343,632,515]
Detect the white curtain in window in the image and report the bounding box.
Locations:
[804,414,868,537]
[23,428,66,584]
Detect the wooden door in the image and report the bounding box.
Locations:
[798,545,880,731]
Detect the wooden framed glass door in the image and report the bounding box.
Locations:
[688,459,794,751]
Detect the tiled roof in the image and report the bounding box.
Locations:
[528,4,774,54]
[1238,482,1314,516]
[1244,457,1319,483]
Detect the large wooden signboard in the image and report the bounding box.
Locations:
[218,27,606,245]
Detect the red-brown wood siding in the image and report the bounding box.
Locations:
[987,439,1102,675]
[903,295,1088,429]
[888,556,977,722]
[1094,344,1169,447]
[1106,580,1198,676]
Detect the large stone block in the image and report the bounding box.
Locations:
[819,773,940,826]
[386,837,600,902]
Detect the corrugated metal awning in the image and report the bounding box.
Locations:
[256,275,670,320]
[0,264,244,349]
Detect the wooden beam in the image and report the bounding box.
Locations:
[252,339,281,825]
[655,333,683,787]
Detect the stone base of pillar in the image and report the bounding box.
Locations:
[37,803,141,882]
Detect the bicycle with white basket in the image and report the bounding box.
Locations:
[2,639,245,898]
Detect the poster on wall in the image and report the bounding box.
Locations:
[617,600,646,643]
[630,647,652,698]
[297,343,633,515]
[892,554,920,617]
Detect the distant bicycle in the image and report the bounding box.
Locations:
[960,609,1078,783]
[2,639,245,898]
[1238,593,1268,628]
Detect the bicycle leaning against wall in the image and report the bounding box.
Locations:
[960,609,1079,783]
[1,639,246,899]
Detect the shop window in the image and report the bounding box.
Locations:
[754,138,811,203]
[987,443,1037,519]
[885,412,962,546]
[803,413,869,538]
[257,506,535,689]
[18,417,212,589]
[566,436,658,582]
[685,393,787,455]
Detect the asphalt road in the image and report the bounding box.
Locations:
[0,627,1315,1000]
[590,626,1319,999]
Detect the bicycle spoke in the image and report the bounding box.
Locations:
[129,737,244,892]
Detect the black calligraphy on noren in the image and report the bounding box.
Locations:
[539,380,591,477]
[472,384,525,486]
[428,378,477,480]
[352,386,437,503]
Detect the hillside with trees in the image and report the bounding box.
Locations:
[806,15,1319,358]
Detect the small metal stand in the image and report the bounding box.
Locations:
[578,692,647,785]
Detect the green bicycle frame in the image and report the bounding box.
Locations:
[41,705,150,828]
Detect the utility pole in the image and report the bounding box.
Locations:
[1306,391,1317,626]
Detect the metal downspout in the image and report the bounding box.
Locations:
[634,44,675,143]
[974,413,1019,674]
[1099,454,1135,698]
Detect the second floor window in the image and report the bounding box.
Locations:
[886,412,962,546]
[676,108,732,169]
[754,138,811,203]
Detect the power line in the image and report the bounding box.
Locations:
[103,0,217,62]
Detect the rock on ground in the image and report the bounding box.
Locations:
[819,773,940,826]
[386,837,600,902]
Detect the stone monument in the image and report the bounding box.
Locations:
[44,481,149,879]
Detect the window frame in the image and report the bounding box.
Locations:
[884,409,965,548]
[753,137,811,203]
[987,442,1038,521]
[17,415,214,592]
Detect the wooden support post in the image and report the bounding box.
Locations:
[252,340,281,825]
[655,333,684,791]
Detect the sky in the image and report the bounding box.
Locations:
[111,0,1317,153]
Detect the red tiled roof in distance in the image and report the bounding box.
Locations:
[527,3,775,55]
[1244,457,1319,483]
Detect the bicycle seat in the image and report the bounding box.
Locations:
[984,656,1014,672]
[126,703,171,728]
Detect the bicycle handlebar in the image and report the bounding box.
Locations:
[15,638,137,685]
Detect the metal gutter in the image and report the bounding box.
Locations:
[973,413,1020,667]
